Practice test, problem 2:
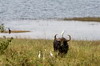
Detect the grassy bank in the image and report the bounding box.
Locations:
[0,30,30,33]
[0,38,100,66]
[63,17,100,22]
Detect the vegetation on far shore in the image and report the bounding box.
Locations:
[62,17,100,22]
[0,38,100,66]
[0,23,30,33]
[2,30,30,33]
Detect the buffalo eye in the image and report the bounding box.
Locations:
[56,41,61,44]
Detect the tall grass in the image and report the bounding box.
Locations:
[0,38,100,66]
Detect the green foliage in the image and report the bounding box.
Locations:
[0,37,13,54]
[0,39,100,66]
[0,24,5,33]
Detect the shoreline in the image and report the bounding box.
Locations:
[62,17,100,22]
[0,30,30,33]
[1,17,100,22]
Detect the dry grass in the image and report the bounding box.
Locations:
[0,38,100,66]
[1,30,30,33]
[63,17,100,22]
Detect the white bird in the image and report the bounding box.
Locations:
[38,51,41,59]
[50,51,54,57]
[61,30,65,37]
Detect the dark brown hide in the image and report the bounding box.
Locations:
[53,34,71,54]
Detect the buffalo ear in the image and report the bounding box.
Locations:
[54,34,57,40]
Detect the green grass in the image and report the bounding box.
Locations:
[63,17,100,22]
[0,38,100,66]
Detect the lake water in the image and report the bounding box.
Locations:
[0,20,100,40]
[0,0,100,40]
[0,0,100,21]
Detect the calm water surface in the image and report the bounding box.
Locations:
[0,0,100,21]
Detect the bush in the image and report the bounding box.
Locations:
[0,37,13,54]
[0,23,5,33]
